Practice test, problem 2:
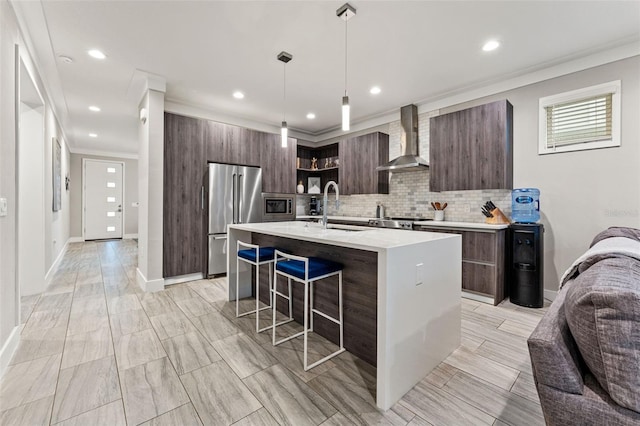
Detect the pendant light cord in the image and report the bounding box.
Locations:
[283,62,286,121]
[344,17,348,97]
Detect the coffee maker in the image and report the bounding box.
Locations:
[309,197,318,215]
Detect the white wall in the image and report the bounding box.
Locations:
[437,56,640,292]
[0,0,21,361]
[137,88,165,291]
[0,0,72,371]
[69,153,139,238]
[18,103,45,296]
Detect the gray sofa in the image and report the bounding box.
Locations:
[528,227,640,426]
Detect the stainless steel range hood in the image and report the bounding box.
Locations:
[377,104,429,172]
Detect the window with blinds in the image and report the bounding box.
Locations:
[539,81,620,154]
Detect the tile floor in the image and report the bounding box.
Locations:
[1,240,549,425]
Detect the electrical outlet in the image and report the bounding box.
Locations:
[416,263,424,286]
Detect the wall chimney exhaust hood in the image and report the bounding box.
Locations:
[377,104,429,172]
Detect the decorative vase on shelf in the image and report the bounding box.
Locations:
[297,181,304,194]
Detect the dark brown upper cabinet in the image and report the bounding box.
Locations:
[339,132,389,195]
[205,121,261,167]
[429,100,513,192]
[260,133,297,194]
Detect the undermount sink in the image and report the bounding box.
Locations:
[326,224,369,232]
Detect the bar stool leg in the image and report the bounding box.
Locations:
[255,259,260,332]
[303,279,309,371]
[288,278,293,320]
[310,280,314,332]
[272,264,277,345]
[235,252,240,317]
[339,271,344,349]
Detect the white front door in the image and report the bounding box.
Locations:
[84,159,124,240]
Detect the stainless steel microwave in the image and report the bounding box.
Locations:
[262,193,296,221]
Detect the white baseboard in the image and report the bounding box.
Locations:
[124,233,138,239]
[544,289,558,301]
[0,325,21,379]
[136,268,165,292]
[44,239,72,287]
[164,273,204,286]
[461,291,494,305]
[68,236,83,243]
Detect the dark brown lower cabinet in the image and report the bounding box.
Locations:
[417,225,506,305]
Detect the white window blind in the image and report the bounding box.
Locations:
[539,80,620,154]
[545,94,612,148]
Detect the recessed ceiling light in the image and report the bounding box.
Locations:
[233,91,244,99]
[88,49,106,59]
[89,133,97,138]
[58,55,73,63]
[89,106,101,112]
[482,40,500,52]
[306,113,316,119]
[369,86,381,95]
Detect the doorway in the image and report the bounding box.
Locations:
[17,59,45,297]
[83,159,124,240]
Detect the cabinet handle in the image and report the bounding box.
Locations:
[200,186,205,210]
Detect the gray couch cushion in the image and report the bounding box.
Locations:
[565,256,640,413]
[528,279,584,394]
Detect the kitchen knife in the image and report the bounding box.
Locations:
[442,202,448,210]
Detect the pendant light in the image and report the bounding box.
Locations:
[337,3,355,131]
[277,51,292,148]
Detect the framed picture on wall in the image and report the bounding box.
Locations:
[53,137,61,211]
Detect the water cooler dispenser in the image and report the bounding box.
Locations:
[510,223,544,308]
[510,188,543,308]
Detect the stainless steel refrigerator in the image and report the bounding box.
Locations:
[208,163,262,275]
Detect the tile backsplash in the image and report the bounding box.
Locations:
[297,169,512,222]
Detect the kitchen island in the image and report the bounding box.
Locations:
[227,221,461,410]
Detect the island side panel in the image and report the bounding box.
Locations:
[377,235,462,410]
[252,233,378,366]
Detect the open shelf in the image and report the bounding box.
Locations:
[297,166,339,172]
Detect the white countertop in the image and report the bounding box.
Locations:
[414,220,509,230]
[229,221,457,251]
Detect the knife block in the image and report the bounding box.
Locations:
[486,208,511,225]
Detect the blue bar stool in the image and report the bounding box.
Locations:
[272,250,345,371]
[236,241,289,333]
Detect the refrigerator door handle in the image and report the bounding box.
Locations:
[238,174,243,224]
[232,173,237,224]
[212,234,227,240]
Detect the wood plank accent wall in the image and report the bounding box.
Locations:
[251,234,378,366]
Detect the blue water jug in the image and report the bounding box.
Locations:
[512,188,540,223]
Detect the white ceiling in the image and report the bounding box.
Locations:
[12,1,640,157]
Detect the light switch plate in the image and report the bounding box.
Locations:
[415,262,424,285]
[0,198,7,217]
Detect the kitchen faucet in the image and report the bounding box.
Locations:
[321,180,340,229]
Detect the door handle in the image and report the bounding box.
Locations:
[238,174,243,224]
[232,173,237,224]
[213,235,228,240]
